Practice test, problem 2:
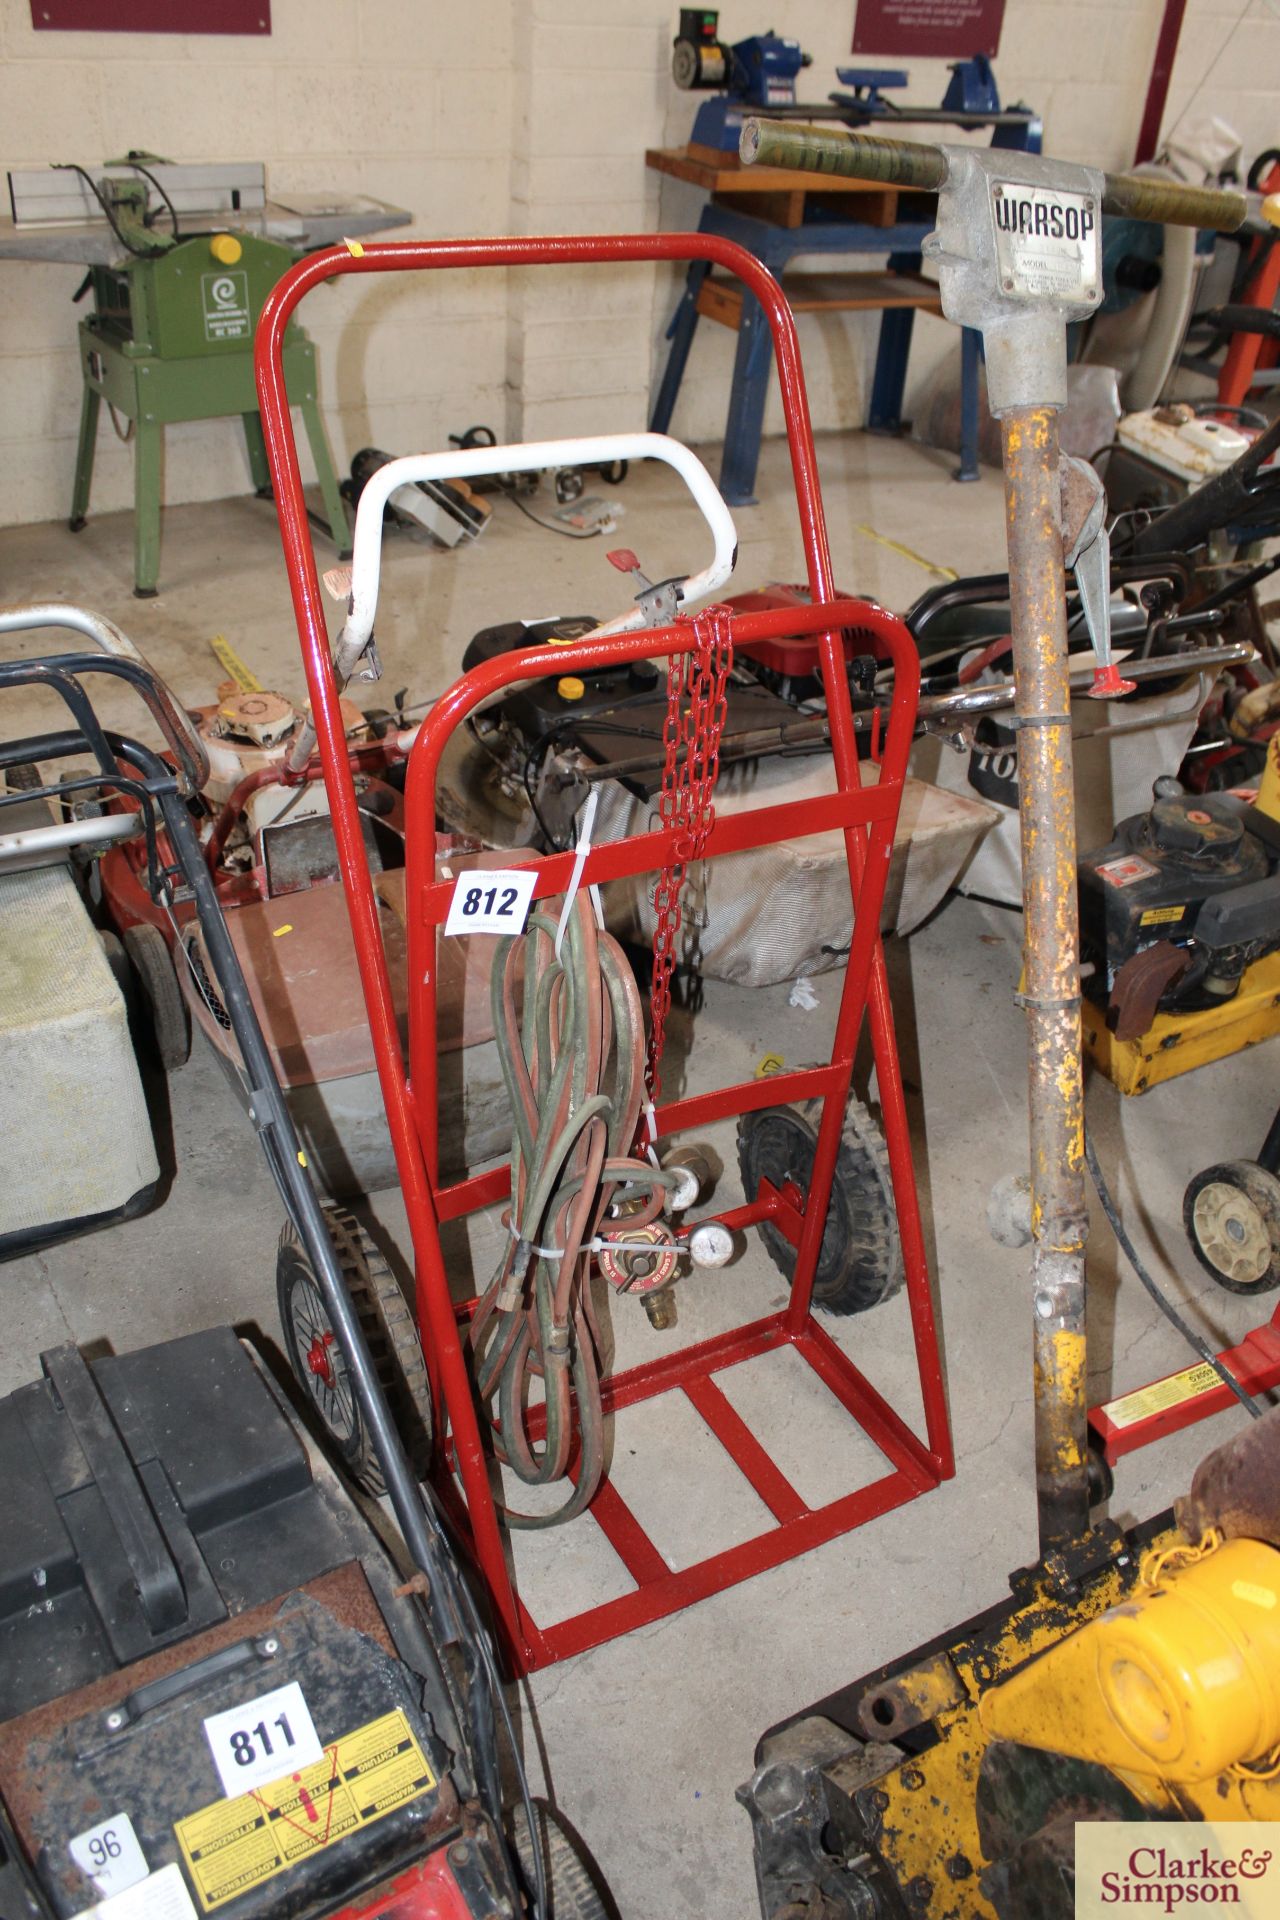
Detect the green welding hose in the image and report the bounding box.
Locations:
[472,894,673,1528]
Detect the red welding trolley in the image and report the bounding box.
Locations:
[254,234,953,1673]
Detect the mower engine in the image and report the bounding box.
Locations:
[1079,776,1280,1041]
[451,583,999,983]
[191,687,403,897]
[457,588,882,849]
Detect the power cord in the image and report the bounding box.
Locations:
[1084,1132,1263,1420]
[124,158,181,237]
[53,162,157,258]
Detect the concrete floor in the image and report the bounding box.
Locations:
[1,433,1275,1920]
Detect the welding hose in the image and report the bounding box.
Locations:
[472,896,672,1527]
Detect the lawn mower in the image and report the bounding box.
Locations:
[732,114,1279,1918]
[0,627,609,1920]
[0,602,203,1258]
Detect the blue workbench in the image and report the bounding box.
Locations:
[646,150,982,505]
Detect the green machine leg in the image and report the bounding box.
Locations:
[298,394,352,559]
[133,418,163,599]
[242,411,273,497]
[69,381,101,533]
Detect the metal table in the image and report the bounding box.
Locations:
[1,173,409,595]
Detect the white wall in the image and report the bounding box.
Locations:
[0,0,524,528]
[0,0,1276,529]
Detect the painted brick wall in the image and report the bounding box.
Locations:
[0,0,1276,529]
[0,0,517,528]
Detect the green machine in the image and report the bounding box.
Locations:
[1,157,410,595]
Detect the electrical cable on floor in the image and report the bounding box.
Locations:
[501,485,603,539]
[1084,1131,1263,1420]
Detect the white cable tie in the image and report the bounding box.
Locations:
[507,1218,566,1261]
[643,1100,662,1170]
[554,787,599,959]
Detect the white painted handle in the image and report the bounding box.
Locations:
[337,432,739,679]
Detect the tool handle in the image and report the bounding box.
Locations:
[740,118,1249,232]
[740,119,948,190]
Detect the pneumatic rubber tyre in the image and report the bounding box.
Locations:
[123,922,191,1070]
[511,1803,613,1920]
[277,1205,433,1495]
[1183,1160,1280,1295]
[737,1096,903,1314]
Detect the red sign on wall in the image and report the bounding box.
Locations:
[852,0,1005,58]
[32,1,269,32]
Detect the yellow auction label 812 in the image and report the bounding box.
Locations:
[174,1709,436,1912]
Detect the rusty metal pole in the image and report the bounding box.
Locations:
[1001,405,1091,1551]
[741,116,1249,1563]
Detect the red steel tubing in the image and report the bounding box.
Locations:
[255,235,952,1659]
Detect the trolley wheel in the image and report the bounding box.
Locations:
[511,1803,612,1920]
[1087,1437,1115,1510]
[122,922,190,1071]
[737,1096,902,1315]
[277,1206,433,1495]
[1183,1160,1280,1295]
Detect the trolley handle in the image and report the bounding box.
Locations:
[740,119,1252,234]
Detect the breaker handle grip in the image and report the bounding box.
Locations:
[740,119,1251,234]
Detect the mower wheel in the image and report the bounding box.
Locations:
[1183,1160,1280,1295]
[123,922,190,1070]
[737,1096,902,1314]
[511,1802,612,1920]
[277,1206,433,1495]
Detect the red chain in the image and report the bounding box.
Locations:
[646,606,733,1102]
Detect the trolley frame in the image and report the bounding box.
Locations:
[255,234,953,1672]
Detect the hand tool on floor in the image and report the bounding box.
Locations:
[0,157,409,595]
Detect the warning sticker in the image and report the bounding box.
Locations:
[1102,1361,1225,1431]
[174,1710,436,1912]
[1097,854,1159,889]
[1140,904,1186,926]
